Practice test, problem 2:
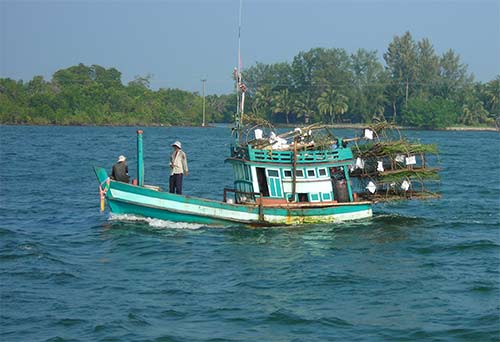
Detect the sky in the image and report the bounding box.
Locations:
[1,0,499,94]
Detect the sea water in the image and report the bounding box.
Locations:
[1,125,499,341]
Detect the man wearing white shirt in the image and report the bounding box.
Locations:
[169,141,189,194]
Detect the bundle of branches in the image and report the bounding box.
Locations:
[354,140,438,159]
[351,167,440,181]
[240,114,275,147]
[306,130,335,150]
[246,124,336,150]
[358,190,441,203]
[378,168,440,183]
[363,121,403,141]
[350,122,441,201]
[240,114,274,130]
[355,173,441,202]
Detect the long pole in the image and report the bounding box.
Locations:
[291,138,297,202]
[137,129,144,187]
[201,79,206,127]
[234,0,243,144]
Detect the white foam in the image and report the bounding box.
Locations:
[108,213,205,230]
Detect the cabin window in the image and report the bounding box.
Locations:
[318,168,327,177]
[298,193,308,202]
[267,169,279,177]
[307,169,316,177]
[310,193,320,202]
[296,169,304,178]
[322,193,331,201]
[283,170,292,178]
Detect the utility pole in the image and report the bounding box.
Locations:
[201,79,207,127]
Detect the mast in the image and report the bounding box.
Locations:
[233,0,245,145]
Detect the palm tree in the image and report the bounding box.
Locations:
[317,88,349,124]
[294,98,314,124]
[460,101,490,126]
[253,85,274,120]
[273,89,294,124]
[460,104,475,125]
[333,94,349,123]
[484,76,500,114]
[317,89,335,123]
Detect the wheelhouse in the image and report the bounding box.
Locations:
[226,142,356,205]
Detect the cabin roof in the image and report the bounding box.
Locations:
[229,144,353,165]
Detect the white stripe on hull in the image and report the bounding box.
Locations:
[110,189,372,224]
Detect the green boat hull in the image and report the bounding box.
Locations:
[95,167,372,226]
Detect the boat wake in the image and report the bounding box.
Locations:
[108,213,205,230]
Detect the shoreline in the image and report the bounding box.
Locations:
[275,123,500,132]
[0,123,498,132]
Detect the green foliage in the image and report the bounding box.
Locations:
[241,32,495,128]
[379,169,440,183]
[350,49,388,123]
[0,33,498,128]
[0,64,232,126]
[356,140,439,156]
[402,96,459,129]
[273,89,294,124]
[317,88,349,124]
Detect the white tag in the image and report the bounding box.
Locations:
[405,155,416,165]
[355,157,365,169]
[401,180,410,191]
[377,160,384,172]
[366,181,377,194]
[364,128,374,140]
[254,129,263,140]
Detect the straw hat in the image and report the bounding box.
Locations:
[172,141,182,149]
[117,155,126,162]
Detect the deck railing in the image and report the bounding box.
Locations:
[231,145,353,163]
[223,188,262,203]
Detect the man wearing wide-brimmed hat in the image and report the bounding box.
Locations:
[169,141,188,194]
[111,155,130,183]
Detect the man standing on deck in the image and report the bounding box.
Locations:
[169,141,188,194]
[111,155,130,183]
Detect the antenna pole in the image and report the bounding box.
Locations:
[234,0,244,144]
[201,78,206,127]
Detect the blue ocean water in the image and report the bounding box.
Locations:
[0,125,499,342]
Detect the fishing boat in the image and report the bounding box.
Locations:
[94,126,375,226]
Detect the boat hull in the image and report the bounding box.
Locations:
[95,167,372,226]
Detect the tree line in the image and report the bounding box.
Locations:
[0,31,498,128]
[243,31,498,128]
[0,64,236,126]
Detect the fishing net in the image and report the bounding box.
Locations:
[350,122,441,202]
